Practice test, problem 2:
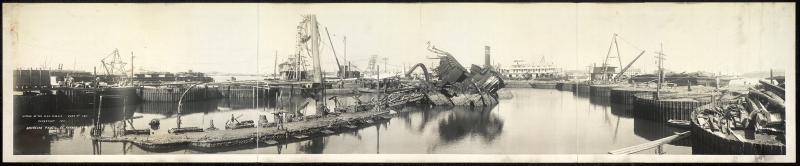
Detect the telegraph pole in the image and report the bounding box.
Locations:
[655,43,665,100]
[383,57,388,74]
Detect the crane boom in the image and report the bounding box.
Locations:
[324,27,343,76]
[613,50,646,80]
[426,42,452,57]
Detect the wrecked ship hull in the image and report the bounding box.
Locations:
[424,55,505,106]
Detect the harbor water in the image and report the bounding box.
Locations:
[14,88,691,155]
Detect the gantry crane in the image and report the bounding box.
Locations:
[101,48,127,76]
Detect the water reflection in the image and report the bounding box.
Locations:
[574,88,591,98]
[436,106,504,145]
[633,117,691,147]
[590,95,611,106]
[136,99,220,117]
[297,136,327,154]
[395,105,448,133]
[15,88,693,154]
[609,103,634,118]
[14,128,50,154]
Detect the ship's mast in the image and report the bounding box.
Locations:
[344,36,347,76]
[308,15,322,84]
[130,51,134,85]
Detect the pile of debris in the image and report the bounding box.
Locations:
[404,43,506,107]
[694,80,785,144]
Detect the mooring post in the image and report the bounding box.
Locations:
[94,95,104,137]
[252,86,256,109]
[656,144,664,154]
[290,84,294,115]
[653,91,659,101]
[122,97,127,133]
[769,68,774,84]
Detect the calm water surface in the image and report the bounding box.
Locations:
[14,88,691,154]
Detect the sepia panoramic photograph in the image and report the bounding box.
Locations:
[2,2,795,163]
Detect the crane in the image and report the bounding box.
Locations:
[100,48,127,76]
[426,41,452,57]
[367,55,378,75]
[613,50,646,80]
[600,34,624,80]
[324,27,344,77]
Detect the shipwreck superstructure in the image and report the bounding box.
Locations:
[405,42,506,107]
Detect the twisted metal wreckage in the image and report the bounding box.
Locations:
[693,79,785,143]
[403,42,506,107]
[274,14,505,114]
[330,42,506,113]
[90,15,506,151]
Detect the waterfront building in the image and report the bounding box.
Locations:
[498,60,560,80]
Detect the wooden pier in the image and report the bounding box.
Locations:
[141,85,222,102]
[96,109,392,151]
[529,82,557,89]
[589,84,620,97]
[609,131,691,155]
[610,86,656,104]
[632,92,711,123]
[556,82,576,91]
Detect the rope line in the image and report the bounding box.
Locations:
[615,35,645,52]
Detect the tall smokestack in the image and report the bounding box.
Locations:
[484,46,491,68]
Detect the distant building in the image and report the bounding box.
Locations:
[498,60,559,80]
[133,70,214,84]
[278,55,310,80]
[624,68,642,76]
[563,69,590,81]
[591,66,617,81]
[13,69,94,90]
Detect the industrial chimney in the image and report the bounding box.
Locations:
[484,46,491,69]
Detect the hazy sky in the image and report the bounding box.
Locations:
[3,3,795,75]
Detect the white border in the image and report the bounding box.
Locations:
[2,2,796,163]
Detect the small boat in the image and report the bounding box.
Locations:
[667,119,691,128]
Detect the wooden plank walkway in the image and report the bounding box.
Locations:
[609,131,691,155]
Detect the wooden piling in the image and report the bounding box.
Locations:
[632,92,711,122]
